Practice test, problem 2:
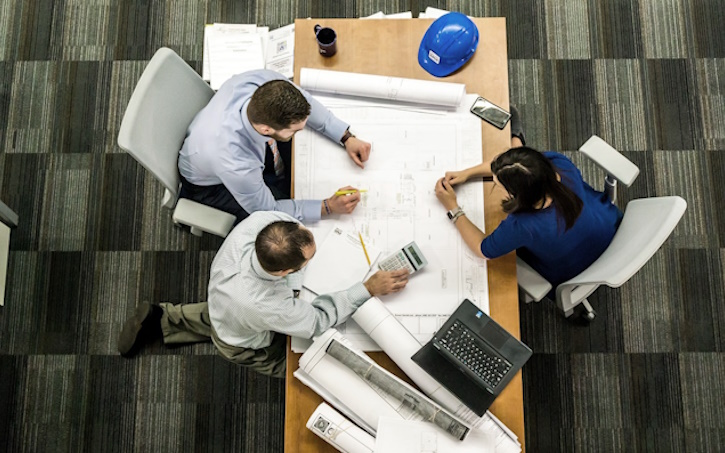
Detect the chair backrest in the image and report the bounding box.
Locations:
[562,196,687,289]
[117,47,214,199]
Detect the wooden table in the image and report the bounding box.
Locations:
[285,17,523,452]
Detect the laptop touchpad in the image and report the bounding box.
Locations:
[481,324,508,349]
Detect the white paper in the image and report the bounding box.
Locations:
[207,27,265,90]
[361,11,385,19]
[297,330,471,437]
[265,23,295,78]
[203,23,258,83]
[421,7,475,20]
[294,368,376,435]
[375,417,496,453]
[300,68,466,108]
[384,11,413,19]
[203,23,295,87]
[293,90,489,352]
[306,403,376,453]
[351,298,521,451]
[303,224,377,296]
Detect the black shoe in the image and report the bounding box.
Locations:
[118,303,163,357]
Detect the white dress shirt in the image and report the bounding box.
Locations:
[178,69,350,222]
[208,211,371,349]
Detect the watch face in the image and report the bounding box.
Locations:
[447,211,454,219]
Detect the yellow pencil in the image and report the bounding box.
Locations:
[335,189,368,196]
[358,232,371,266]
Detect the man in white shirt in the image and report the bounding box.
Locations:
[118,211,408,378]
[178,69,372,223]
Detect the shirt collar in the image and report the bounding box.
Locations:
[241,101,270,149]
[250,251,283,281]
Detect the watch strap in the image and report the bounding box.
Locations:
[446,207,463,220]
[340,129,355,145]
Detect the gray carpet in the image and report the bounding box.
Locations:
[1,1,723,452]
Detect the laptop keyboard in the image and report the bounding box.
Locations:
[437,320,513,389]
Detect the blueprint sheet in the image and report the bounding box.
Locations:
[293,92,489,351]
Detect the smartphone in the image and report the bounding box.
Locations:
[470,96,511,129]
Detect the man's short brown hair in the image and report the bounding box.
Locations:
[255,221,315,272]
[247,80,311,130]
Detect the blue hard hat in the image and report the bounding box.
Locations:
[418,12,479,77]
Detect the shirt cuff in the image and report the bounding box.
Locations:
[325,119,350,145]
[347,282,372,308]
[302,199,323,222]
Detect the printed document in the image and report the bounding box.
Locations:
[294,71,489,351]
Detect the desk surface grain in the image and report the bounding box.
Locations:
[285,17,523,452]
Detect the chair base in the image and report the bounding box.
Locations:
[564,298,596,322]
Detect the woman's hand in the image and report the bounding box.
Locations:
[444,170,469,186]
[435,178,459,211]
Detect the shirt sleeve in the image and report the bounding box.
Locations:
[294,83,350,143]
[265,282,371,340]
[217,155,322,222]
[480,216,533,259]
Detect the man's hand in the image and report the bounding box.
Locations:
[325,186,361,215]
[435,177,459,211]
[363,269,409,296]
[345,137,371,169]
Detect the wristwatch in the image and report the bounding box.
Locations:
[340,129,355,146]
[447,206,465,223]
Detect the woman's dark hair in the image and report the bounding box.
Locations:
[247,80,311,130]
[255,221,315,272]
[491,147,583,230]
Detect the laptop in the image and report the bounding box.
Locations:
[411,299,532,416]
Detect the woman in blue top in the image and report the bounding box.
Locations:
[435,145,623,295]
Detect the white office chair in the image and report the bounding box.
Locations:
[0,200,18,307]
[118,47,236,237]
[516,136,687,321]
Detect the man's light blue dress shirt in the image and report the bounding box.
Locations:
[179,70,349,222]
[208,211,371,349]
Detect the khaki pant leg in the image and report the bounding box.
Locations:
[211,330,287,379]
[160,302,213,344]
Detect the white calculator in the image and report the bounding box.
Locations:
[378,241,428,274]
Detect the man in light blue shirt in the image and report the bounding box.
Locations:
[118,211,409,378]
[178,69,372,223]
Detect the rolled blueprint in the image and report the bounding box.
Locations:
[326,339,470,440]
[306,403,375,453]
[352,297,521,450]
[300,68,466,108]
[297,330,470,440]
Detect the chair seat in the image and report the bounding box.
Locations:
[173,198,236,237]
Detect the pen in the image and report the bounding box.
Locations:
[335,189,368,196]
[358,232,371,266]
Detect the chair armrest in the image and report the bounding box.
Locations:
[516,256,552,302]
[173,199,236,238]
[579,135,639,187]
[0,200,18,228]
[0,222,9,306]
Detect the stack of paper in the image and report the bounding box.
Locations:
[419,7,473,19]
[203,23,295,89]
[361,11,414,19]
